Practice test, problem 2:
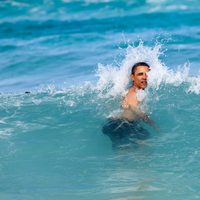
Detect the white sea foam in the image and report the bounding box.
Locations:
[136,89,147,102]
[0,128,13,139]
[95,42,200,97]
[187,77,200,94]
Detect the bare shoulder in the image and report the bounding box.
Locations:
[122,88,138,109]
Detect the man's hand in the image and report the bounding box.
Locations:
[142,114,160,132]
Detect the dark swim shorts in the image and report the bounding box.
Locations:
[102,118,150,148]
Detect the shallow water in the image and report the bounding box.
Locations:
[0,0,200,199]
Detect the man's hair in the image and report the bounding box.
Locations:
[131,62,150,74]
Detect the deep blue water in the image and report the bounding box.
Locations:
[0,0,200,199]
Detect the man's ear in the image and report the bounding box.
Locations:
[130,74,135,81]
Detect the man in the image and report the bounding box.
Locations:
[121,62,157,128]
[102,62,157,148]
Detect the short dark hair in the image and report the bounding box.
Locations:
[131,62,150,74]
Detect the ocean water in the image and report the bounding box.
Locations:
[0,0,200,199]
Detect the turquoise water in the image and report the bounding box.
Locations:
[0,0,200,199]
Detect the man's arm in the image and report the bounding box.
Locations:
[138,111,160,132]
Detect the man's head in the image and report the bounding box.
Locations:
[131,62,150,90]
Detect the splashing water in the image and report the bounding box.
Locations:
[95,42,200,98]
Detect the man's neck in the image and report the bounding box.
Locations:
[130,85,139,93]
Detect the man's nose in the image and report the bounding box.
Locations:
[143,73,148,79]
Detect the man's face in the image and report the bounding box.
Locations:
[131,66,150,89]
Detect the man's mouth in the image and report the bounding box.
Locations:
[141,81,147,84]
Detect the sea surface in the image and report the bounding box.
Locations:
[0,0,200,199]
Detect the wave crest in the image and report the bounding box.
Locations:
[95,42,200,96]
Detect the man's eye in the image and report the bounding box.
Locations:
[137,73,144,76]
